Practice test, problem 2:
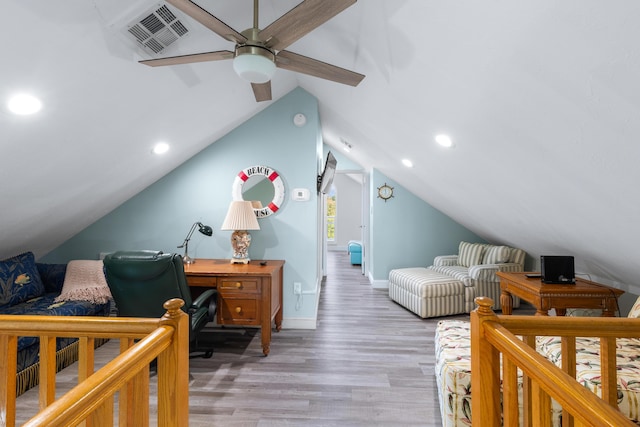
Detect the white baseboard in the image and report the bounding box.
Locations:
[370,278,389,289]
[281,317,317,329]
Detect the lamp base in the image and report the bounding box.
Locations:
[229,230,252,264]
[183,255,196,264]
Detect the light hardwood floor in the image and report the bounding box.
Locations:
[17,251,475,426]
[188,251,446,426]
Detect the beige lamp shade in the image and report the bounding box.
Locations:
[221,201,260,231]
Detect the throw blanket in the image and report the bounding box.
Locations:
[54,260,112,304]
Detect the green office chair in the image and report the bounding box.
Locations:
[103,250,216,358]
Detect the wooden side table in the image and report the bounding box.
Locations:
[498,271,623,316]
[184,259,284,355]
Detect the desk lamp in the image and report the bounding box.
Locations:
[178,221,213,264]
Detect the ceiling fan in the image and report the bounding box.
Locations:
[139,0,365,102]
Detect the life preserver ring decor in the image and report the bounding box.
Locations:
[232,165,285,218]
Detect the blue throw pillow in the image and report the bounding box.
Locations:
[0,252,45,309]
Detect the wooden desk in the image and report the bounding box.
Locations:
[184,259,284,355]
[498,271,623,316]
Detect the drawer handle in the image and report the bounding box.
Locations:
[235,306,242,314]
[235,282,242,288]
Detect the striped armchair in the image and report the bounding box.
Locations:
[429,242,525,310]
[388,242,525,318]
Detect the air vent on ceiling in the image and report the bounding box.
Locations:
[126,3,189,55]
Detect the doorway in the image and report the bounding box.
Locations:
[324,170,367,276]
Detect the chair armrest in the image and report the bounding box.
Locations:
[433,255,458,267]
[497,263,524,273]
[468,263,525,281]
[192,289,217,309]
[190,288,218,322]
[468,264,500,281]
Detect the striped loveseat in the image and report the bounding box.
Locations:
[388,242,525,318]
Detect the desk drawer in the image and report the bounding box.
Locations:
[218,298,259,325]
[187,276,216,288]
[218,277,259,293]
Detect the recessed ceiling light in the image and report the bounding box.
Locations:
[153,142,170,155]
[435,134,453,148]
[402,159,413,168]
[8,93,42,115]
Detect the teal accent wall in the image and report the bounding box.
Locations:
[42,88,322,322]
[369,169,485,281]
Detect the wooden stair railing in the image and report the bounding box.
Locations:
[0,298,190,427]
[471,297,638,427]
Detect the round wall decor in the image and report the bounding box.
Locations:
[232,165,285,218]
[377,182,394,202]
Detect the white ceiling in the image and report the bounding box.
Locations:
[3,0,639,292]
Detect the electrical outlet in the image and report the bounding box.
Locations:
[293,282,302,295]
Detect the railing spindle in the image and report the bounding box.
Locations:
[0,334,18,427]
[0,298,189,426]
[471,297,637,427]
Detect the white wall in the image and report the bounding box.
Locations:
[331,173,363,250]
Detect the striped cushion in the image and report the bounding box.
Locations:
[508,248,526,266]
[389,268,464,297]
[429,265,473,287]
[483,246,511,264]
[458,242,485,267]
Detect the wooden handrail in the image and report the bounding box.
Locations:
[24,327,174,426]
[0,298,190,427]
[471,296,638,427]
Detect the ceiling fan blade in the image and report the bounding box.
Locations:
[260,0,356,51]
[140,50,234,67]
[165,0,246,44]
[251,82,272,102]
[276,50,364,87]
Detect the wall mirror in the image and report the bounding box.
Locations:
[232,165,285,218]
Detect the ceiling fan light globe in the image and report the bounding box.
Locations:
[233,46,276,84]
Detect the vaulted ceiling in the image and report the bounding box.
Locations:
[3,1,639,293]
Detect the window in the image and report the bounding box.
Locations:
[326,186,336,241]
